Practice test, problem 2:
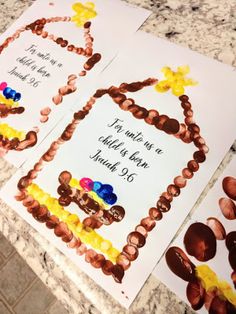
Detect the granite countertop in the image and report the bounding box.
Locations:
[0,1,236,313]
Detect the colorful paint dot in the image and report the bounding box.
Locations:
[80,177,94,191]
[104,193,117,205]
[102,184,113,193]
[0,82,7,91]
[93,181,102,192]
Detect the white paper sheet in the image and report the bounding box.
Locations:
[0,0,150,167]
[1,30,236,308]
[154,157,236,313]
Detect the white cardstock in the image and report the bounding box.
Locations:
[0,0,150,167]
[1,31,236,308]
[154,157,236,313]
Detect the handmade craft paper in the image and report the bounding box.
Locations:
[1,31,236,308]
[154,156,236,313]
[0,0,150,167]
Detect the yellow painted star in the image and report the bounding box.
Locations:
[155,65,197,96]
[71,2,97,27]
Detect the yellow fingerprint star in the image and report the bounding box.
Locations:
[155,65,198,96]
[72,2,97,27]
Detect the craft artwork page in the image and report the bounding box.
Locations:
[153,156,236,313]
[1,30,236,308]
[0,0,150,167]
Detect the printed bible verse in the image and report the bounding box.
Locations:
[89,117,164,183]
[8,43,64,88]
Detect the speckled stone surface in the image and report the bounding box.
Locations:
[0,1,235,313]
